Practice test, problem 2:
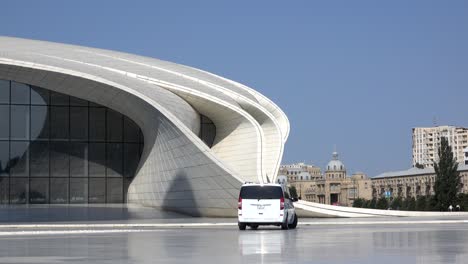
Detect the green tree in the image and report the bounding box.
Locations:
[458,194,468,211]
[353,198,365,208]
[362,199,369,208]
[400,198,407,210]
[390,197,403,210]
[416,196,427,211]
[376,197,389,209]
[407,197,416,211]
[369,198,377,209]
[434,137,461,210]
[288,186,298,199]
[426,195,438,211]
[415,163,425,169]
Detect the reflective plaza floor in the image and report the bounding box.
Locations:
[1,205,468,263]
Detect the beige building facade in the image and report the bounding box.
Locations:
[371,165,468,199]
[279,153,372,207]
[412,126,468,168]
[279,163,322,198]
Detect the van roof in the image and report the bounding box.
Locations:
[241,183,282,187]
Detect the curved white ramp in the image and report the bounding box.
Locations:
[295,200,468,218]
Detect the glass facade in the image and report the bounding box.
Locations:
[0,80,144,204]
[200,115,216,148]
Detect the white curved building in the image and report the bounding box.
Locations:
[0,37,289,216]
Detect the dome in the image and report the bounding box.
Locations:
[326,152,346,172]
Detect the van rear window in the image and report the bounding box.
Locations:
[240,186,283,199]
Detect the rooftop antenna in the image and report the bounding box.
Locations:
[433,116,437,126]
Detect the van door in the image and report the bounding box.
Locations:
[240,186,283,221]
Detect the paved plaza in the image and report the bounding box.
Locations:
[0,205,468,263]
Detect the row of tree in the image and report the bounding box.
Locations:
[354,196,454,211]
[354,194,468,211]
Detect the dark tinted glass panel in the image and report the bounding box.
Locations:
[70,107,88,140]
[10,82,30,104]
[89,143,106,177]
[0,79,143,204]
[89,178,105,203]
[10,141,29,177]
[107,143,123,177]
[50,178,68,204]
[70,178,87,203]
[239,186,284,199]
[29,178,49,203]
[10,105,30,140]
[10,177,27,204]
[50,142,69,177]
[107,178,123,203]
[70,97,88,106]
[0,141,8,176]
[107,109,122,142]
[31,86,49,105]
[50,106,69,140]
[0,177,8,204]
[0,105,9,140]
[30,141,49,177]
[139,130,144,144]
[200,115,216,148]
[70,142,88,177]
[89,108,106,141]
[50,91,69,106]
[89,102,101,107]
[124,144,140,177]
[123,117,140,143]
[31,106,49,140]
[0,80,9,104]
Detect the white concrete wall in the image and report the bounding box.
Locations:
[296,200,468,218]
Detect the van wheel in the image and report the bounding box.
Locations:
[281,215,289,230]
[238,223,246,230]
[250,225,259,230]
[288,214,298,229]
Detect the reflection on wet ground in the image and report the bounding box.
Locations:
[0,224,468,263]
[1,205,468,263]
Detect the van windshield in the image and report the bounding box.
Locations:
[240,186,284,199]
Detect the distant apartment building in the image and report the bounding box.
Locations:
[278,163,322,198]
[465,147,468,165]
[279,163,322,181]
[372,165,468,199]
[412,126,468,168]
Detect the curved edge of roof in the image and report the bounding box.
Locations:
[0,36,290,184]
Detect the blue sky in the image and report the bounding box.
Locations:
[1,1,467,176]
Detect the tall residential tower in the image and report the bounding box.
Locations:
[412,126,468,168]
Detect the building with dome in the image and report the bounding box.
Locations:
[0,37,289,217]
[280,152,372,206]
[325,152,346,180]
